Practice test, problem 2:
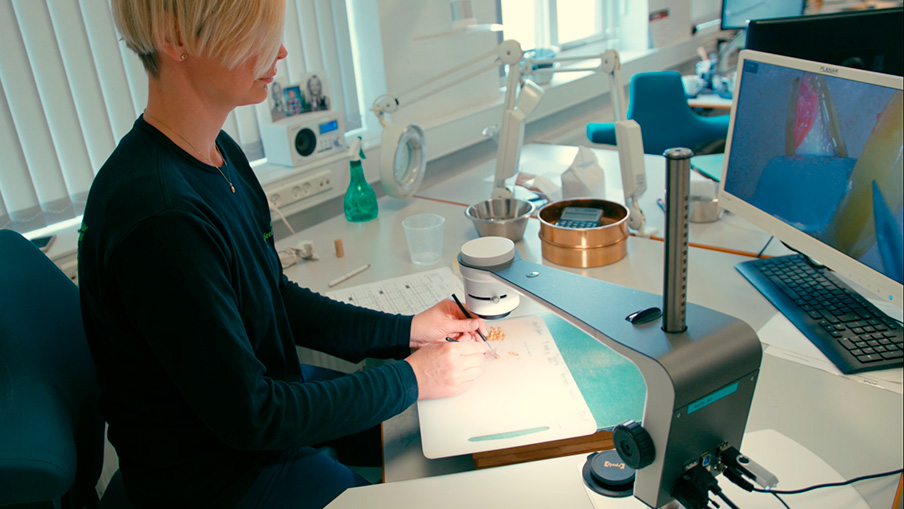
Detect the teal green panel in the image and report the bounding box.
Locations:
[544,313,646,430]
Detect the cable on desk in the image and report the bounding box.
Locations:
[755,236,773,258]
[771,492,790,509]
[749,467,903,495]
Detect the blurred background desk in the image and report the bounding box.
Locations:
[277,154,902,508]
[687,93,733,111]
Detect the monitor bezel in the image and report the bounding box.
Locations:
[745,7,904,77]
[718,50,904,308]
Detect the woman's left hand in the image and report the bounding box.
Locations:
[410,298,487,349]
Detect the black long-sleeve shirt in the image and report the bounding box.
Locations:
[78,117,418,507]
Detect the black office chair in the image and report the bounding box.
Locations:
[0,229,130,509]
[586,70,731,155]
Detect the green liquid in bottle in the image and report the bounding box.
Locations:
[344,160,378,222]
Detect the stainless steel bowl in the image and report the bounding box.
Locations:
[465,198,535,242]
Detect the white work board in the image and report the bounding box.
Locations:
[417,315,596,458]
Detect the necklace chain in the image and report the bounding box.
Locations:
[144,112,236,194]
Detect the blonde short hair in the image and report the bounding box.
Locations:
[112,0,285,78]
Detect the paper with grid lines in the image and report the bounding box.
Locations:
[325,266,464,315]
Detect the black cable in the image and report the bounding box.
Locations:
[714,490,740,509]
[756,236,773,258]
[771,492,790,509]
[752,467,903,495]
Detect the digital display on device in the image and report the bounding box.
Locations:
[556,207,603,229]
[319,120,338,134]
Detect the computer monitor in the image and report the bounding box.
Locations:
[718,50,904,308]
[745,7,904,77]
[721,0,805,30]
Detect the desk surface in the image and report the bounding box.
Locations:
[688,93,733,110]
[415,144,793,258]
[277,147,903,508]
[327,430,872,509]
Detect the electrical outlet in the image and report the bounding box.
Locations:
[269,170,332,208]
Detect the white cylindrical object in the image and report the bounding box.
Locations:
[459,237,520,318]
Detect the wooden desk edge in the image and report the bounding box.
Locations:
[471,429,614,470]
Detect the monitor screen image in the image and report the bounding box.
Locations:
[719,50,903,306]
[721,0,805,30]
[745,7,903,77]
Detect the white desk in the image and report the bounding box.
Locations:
[416,144,793,259]
[687,93,733,111]
[277,157,903,508]
[327,430,872,509]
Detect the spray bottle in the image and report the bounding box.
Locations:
[343,137,378,222]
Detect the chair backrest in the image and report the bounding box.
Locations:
[0,229,104,507]
[626,71,695,122]
[626,71,729,155]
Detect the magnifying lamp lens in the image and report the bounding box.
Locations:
[381,123,427,198]
[395,135,423,185]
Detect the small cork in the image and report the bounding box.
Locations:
[334,238,345,258]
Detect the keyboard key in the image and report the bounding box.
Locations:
[838,339,857,350]
[836,313,863,322]
[857,354,883,363]
[881,350,903,360]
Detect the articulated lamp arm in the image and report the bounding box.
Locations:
[372,40,535,200]
[521,50,655,236]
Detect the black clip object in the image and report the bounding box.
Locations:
[626,307,662,325]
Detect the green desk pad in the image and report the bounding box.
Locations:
[543,313,645,431]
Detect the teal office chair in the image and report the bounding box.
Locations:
[0,229,130,508]
[586,70,730,155]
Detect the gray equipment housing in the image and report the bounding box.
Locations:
[458,251,762,508]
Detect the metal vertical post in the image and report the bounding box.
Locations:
[662,148,693,333]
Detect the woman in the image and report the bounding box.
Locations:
[78,1,487,507]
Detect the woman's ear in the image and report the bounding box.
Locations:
[159,25,187,63]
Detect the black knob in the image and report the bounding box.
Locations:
[613,420,655,470]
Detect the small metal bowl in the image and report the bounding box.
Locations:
[689,196,723,223]
[465,198,535,242]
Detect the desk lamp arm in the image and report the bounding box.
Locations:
[371,43,509,124]
[521,49,626,121]
[371,40,540,200]
[521,51,653,235]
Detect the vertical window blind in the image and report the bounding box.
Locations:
[0,0,360,234]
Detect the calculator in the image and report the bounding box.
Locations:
[556,207,604,229]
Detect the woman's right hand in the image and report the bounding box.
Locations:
[405,340,487,400]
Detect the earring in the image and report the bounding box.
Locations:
[180,53,187,61]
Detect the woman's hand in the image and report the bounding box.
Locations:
[409,298,487,349]
[405,340,487,400]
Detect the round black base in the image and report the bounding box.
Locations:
[475,311,512,320]
[581,449,635,498]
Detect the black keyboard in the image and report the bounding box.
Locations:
[736,255,903,374]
